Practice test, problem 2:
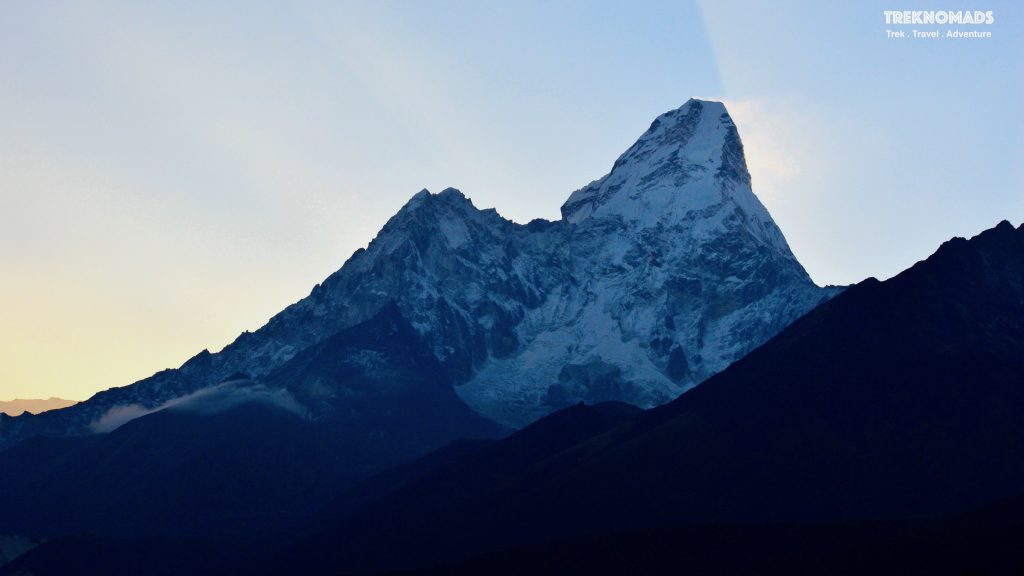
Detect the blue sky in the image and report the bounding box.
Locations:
[1,0,1021,400]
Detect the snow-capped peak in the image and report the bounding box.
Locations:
[558,99,786,253]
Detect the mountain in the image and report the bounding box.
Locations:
[272,220,1024,575]
[0,398,76,416]
[456,100,835,426]
[0,98,836,451]
[0,305,501,538]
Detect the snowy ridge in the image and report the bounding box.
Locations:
[0,99,840,443]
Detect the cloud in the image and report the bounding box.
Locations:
[89,404,153,433]
[88,380,307,433]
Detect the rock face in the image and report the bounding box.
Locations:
[456,100,836,425]
[0,98,839,445]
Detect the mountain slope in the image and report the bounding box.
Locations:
[276,220,1024,574]
[0,98,835,447]
[0,305,501,539]
[414,493,1024,576]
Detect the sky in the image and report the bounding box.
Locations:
[1,0,1021,401]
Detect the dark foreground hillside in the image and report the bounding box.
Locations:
[417,492,1024,576]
